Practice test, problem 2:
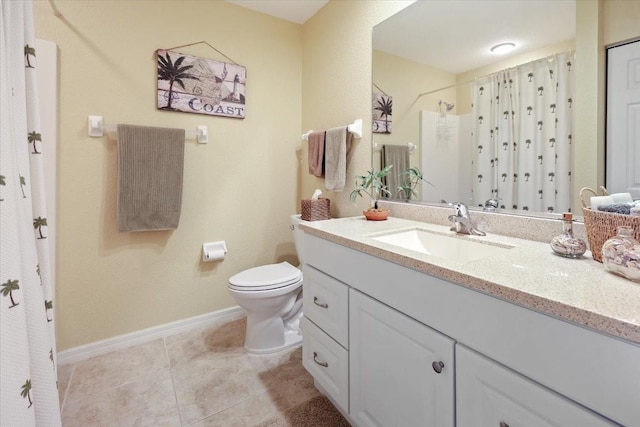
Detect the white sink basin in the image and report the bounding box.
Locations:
[370,227,515,264]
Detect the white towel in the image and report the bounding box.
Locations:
[324,126,353,191]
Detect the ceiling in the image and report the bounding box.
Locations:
[226,0,575,75]
[374,0,575,74]
[225,0,329,24]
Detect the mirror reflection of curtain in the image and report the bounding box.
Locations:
[472,52,575,213]
[381,144,410,199]
[0,1,61,425]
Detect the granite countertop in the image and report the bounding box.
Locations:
[300,216,640,345]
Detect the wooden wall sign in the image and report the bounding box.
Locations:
[157,49,246,119]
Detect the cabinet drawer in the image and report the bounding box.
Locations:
[301,316,349,412]
[302,265,349,348]
[456,345,617,427]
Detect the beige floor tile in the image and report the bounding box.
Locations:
[165,317,247,367]
[65,339,169,404]
[57,315,337,427]
[190,389,289,427]
[172,352,266,425]
[62,371,180,427]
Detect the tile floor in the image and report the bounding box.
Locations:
[57,315,335,426]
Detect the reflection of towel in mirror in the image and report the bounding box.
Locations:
[117,124,185,232]
[308,131,325,177]
[325,126,353,191]
[382,144,410,198]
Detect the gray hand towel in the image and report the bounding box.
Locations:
[117,124,185,232]
[382,144,410,198]
[325,126,353,191]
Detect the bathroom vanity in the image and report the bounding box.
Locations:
[299,217,640,427]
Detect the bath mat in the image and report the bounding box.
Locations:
[256,395,350,427]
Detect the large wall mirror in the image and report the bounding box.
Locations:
[372,0,582,216]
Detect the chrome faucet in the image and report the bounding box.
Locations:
[448,202,486,236]
[483,198,500,212]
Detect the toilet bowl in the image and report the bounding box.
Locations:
[228,215,306,354]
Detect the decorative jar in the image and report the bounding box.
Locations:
[601,226,640,281]
[550,212,587,258]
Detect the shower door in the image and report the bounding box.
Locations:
[606,40,640,198]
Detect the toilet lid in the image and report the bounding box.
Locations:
[229,262,302,291]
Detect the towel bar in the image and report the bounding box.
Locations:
[302,118,362,141]
[87,115,208,143]
[372,142,416,154]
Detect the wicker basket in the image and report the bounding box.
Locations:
[301,198,330,221]
[580,187,640,262]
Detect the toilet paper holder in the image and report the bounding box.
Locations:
[202,241,227,262]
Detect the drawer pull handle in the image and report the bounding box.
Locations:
[313,297,328,309]
[432,361,444,374]
[499,423,509,427]
[313,352,329,367]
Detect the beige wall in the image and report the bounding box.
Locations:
[603,0,640,45]
[34,1,303,350]
[300,1,414,217]
[371,50,456,183]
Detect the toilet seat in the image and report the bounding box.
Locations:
[229,261,302,292]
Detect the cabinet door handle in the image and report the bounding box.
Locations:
[313,296,328,309]
[313,352,329,367]
[499,422,509,427]
[432,361,444,374]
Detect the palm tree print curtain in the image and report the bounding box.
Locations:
[472,52,575,213]
[1,1,62,425]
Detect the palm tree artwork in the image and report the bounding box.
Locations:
[24,45,35,68]
[28,131,41,154]
[1,279,20,308]
[373,93,392,134]
[157,52,200,110]
[33,216,47,239]
[21,379,33,408]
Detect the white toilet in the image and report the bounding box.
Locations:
[228,214,305,354]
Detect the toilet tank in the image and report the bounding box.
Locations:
[291,214,306,265]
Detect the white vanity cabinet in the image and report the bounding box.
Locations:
[301,265,350,411]
[456,345,617,427]
[350,289,454,427]
[301,231,639,427]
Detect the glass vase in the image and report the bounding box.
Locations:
[601,226,640,281]
[550,213,587,258]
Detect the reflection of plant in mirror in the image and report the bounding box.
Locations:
[397,166,433,201]
[350,165,392,210]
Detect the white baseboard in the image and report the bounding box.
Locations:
[57,306,245,366]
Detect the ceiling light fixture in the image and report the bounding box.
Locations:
[490,42,516,55]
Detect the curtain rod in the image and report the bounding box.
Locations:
[417,50,575,99]
[48,0,62,17]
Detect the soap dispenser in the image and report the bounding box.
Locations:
[550,212,587,258]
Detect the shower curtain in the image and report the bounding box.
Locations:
[0,1,62,425]
[471,52,575,213]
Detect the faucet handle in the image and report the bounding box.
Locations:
[448,202,471,219]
